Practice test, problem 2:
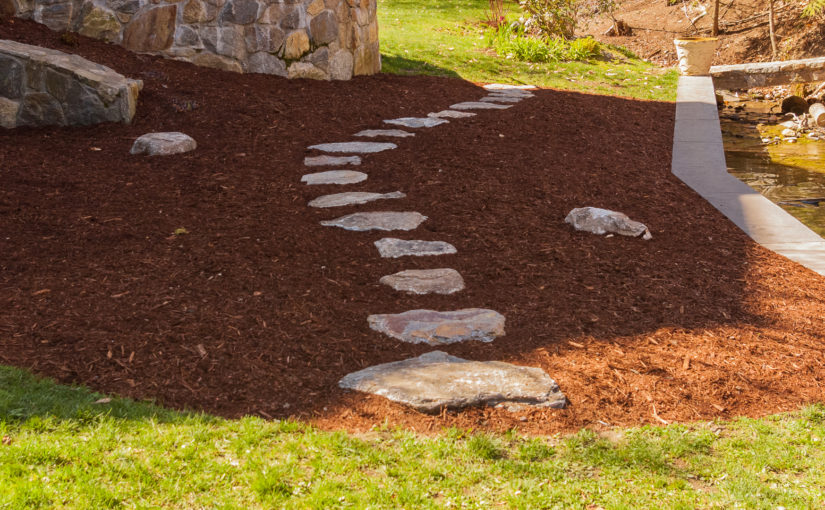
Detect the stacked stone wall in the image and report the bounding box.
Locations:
[1,0,380,79]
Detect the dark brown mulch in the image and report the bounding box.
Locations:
[2,18,825,435]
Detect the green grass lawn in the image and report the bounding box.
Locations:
[378,0,679,101]
[3,365,825,509]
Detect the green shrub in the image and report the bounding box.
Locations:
[486,25,602,62]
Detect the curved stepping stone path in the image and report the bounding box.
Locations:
[368,308,505,345]
[305,155,361,166]
[428,110,476,119]
[356,129,414,138]
[309,141,397,154]
[321,212,427,231]
[374,238,457,258]
[450,102,512,111]
[338,351,567,413]
[309,191,405,208]
[384,117,449,128]
[380,268,465,295]
[301,170,368,185]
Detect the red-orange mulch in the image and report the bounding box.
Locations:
[2,18,824,435]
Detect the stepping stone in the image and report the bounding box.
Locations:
[368,308,505,345]
[380,268,465,295]
[483,83,537,90]
[130,132,196,156]
[449,102,512,110]
[308,142,397,154]
[321,212,427,231]
[428,110,477,119]
[355,129,414,138]
[308,191,405,208]
[301,170,368,185]
[480,96,523,103]
[384,117,449,128]
[489,90,534,98]
[374,238,457,258]
[305,155,361,167]
[339,351,567,413]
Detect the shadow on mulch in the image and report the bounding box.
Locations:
[1,18,825,435]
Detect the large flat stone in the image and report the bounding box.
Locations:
[379,268,464,295]
[480,96,523,103]
[339,351,566,413]
[428,110,476,119]
[374,238,457,258]
[130,132,196,156]
[483,83,537,90]
[301,170,367,185]
[368,308,505,345]
[308,141,397,154]
[384,117,449,128]
[565,207,652,240]
[304,155,361,166]
[355,129,414,138]
[321,212,427,231]
[308,191,405,208]
[449,102,512,110]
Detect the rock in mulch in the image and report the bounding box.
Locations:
[374,238,457,258]
[304,155,361,166]
[130,132,196,156]
[321,212,427,231]
[338,350,567,414]
[565,207,652,240]
[301,170,367,185]
[379,268,465,295]
[480,96,523,103]
[488,90,535,98]
[308,142,397,154]
[449,102,512,110]
[355,129,414,138]
[428,110,476,119]
[308,191,405,208]
[368,308,505,345]
[384,117,449,128]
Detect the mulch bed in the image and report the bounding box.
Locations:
[2,18,825,435]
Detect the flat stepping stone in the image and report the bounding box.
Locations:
[355,129,414,138]
[130,132,196,156]
[428,110,476,119]
[301,170,367,185]
[489,90,534,98]
[339,351,566,413]
[384,117,449,128]
[308,142,397,154]
[321,212,427,231]
[379,268,464,295]
[368,308,505,345]
[305,155,361,167]
[374,238,457,258]
[483,83,537,90]
[308,191,405,208]
[449,102,512,110]
[480,96,524,103]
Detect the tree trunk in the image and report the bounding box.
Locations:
[769,0,778,59]
[712,0,720,36]
[810,103,825,127]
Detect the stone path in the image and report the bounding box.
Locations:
[298,84,567,413]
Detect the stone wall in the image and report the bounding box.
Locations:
[0,39,142,128]
[711,57,825,90]
[2,0,380,79]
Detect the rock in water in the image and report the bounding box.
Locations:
[321,212,427,231]
[338,351,567,413]
[565,207,652,240]
[379,268,465,295]
[374,238,457,258]
[368,308,505,345]
[130,132,196,156]
[308,191,405,208]
[781,95,808,115]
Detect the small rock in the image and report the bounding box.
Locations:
[321,211,426,231]
[368,308,505,345]
[130,132,196,156]
[785,137,798,143]
[355,129,414,138]
[308,141,397,153]
[301,170,367,185]
[338,350,566,413]
[449,102,512,110]
[780,120,797,129]
[428,110,476,119]
[379,268,465,295]
[384,117,449,128]
[308,191,405,208]
[374,238,457,258]
[781,128,797,137]
[761,138,772,143]
[304,155,361,166]
[565,207,652,240]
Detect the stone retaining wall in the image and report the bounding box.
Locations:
[0,39,142,128]
[711,57,825,90]
[2,0,379,80]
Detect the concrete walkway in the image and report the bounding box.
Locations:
[672,75,825,276]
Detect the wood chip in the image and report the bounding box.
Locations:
[568,341,585,348]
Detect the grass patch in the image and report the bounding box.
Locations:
[2,365,825,508]
[378,0,678,101]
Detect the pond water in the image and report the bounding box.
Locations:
[719,98,825,238]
